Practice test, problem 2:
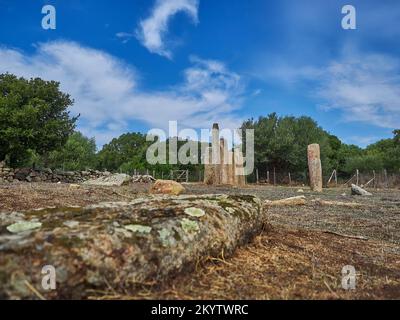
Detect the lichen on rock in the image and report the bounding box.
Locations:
[184,207,206,217]
[124,224,152,234]
[6,221,42,234]
[180,218,200,235]
[0,194,266,299]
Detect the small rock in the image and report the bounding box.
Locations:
[150,180,185,196]
[69,184,81,190]
[83,174,131,187]
[351,184,372,196]
[297,189,304,193]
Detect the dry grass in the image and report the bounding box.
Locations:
[89,224,400,300]
[1,182,399,299]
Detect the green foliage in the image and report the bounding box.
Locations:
[0,74,78,167]
[343,154,384,173]
[394,129,400,143]
[336,144,363,175]
[97,132,151,172]
[97,133,203,174]
[46,132,97,171]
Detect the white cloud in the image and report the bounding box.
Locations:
[345,136,383,147]
[135,0,199,58]
[258,51,400,129]
[116,32,135,44]
[0,41,243,146]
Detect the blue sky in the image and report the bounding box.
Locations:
[0,0,399,147]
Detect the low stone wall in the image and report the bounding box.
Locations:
[0,162,110,184]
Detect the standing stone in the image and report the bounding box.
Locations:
[227,151,235,185]
[220,138,230,184]
[307,144,323,192]
[204,147,215,185]
[234,148,246,187]
[212,123,221,185]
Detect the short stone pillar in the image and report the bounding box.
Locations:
[227,151,235,185]
[307,144,323,192]
[220,138,230,185]
[234,148,246,187]
[212,123,221,185]
[204,147,215,185]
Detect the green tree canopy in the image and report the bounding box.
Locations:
[393,129,400,144]
[97,132,150,172]
[46,132,97,171]
[0,74,78,166]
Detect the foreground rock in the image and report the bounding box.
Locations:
[83,173,131,187]
[150,180,185,195]
[0,194,265,299]
[351,184,372,196]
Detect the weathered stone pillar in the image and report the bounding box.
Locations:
[204,147,214,185]
[220,138,230,184]
[234,148,246,187]
[212,123,221,185]
[227,151,235,185]
[307,144,323,192]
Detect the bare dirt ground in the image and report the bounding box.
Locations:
[1,182,399,299]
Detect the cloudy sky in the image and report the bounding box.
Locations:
[0,0,399,147]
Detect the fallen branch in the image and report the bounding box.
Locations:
[24,280,46,300]
[265,196,306,207]
[320,230,369,241]
[312,199,365,208]
[364,178,375,188]
[343,174,356,186]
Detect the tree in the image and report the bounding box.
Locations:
[336,144,363,175]
[97,132,150,172]
[46,132,97,171]
[0,74,78,166]
[394,130,400,144]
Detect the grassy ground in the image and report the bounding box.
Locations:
[0,182,399,299]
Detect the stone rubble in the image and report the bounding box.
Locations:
[0,162,111,184]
